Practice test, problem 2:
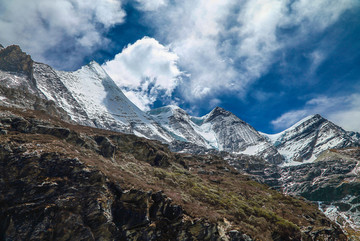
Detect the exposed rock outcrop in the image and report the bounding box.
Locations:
[244,149,360,239]
[0,45,33,80]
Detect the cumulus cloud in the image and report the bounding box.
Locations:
[140,0,359,102]
[271,95,360,132]
[0,0,125,69]
[102,37,183,111]
[144,0,239,100]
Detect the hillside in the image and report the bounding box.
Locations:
[0,106,346,240]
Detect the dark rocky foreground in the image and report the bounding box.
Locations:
[1,150,234,240]
[0,107,347,240]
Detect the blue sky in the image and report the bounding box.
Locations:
[0,0,360,133]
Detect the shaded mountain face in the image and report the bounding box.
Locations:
[263,114,360,165]
[148,105,211,147]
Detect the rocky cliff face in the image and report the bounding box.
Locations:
[278,150,360,239]
[0,107,347,240]
[0,45,33,80]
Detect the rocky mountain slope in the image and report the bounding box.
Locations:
[0,45,173,143]
[149,105,283,164]
[239,148,360,240]
[0,106,347,240]
[263,114,360,165]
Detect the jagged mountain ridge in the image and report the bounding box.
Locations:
[263,114,360,165]
[1,44,360,165]
[0,45,174,143]
[149,105,284,164]
[54,61,174,142]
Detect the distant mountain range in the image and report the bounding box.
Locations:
[1,44,359,166]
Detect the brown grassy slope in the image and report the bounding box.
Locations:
[0,106,346,240]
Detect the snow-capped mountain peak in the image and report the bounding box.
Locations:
[204,106,233,121]
[54,62,174,142]
[265,114,321,144]
[263,114,360,165]
[1,44,359,167]
[82,60,111,80]
[0,45,174,142]
[148,105,185,117]
[149,105,284,164]
[149,105,212,147]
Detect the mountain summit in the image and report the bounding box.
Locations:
[264,114,360,164]
[0,45,173,143]
[150,105,284,164]
[0,45,33,79]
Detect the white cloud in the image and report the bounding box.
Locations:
[0,0,125,69]
[235,0,284,78]
[271,95,360,132]
[289,0,356,30]
[102,37,183,111]
[308,50,326,74]
[330,95,360,132]
[271,110,308,130]
[134,0,168,11]
[209,98,222,108]
[147,0,240,100]
[140,0,359,103]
